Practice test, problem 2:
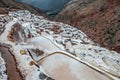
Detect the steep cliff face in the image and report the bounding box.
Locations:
[0,10,120,80]
[0,0,48,17]
[55,0,120,53]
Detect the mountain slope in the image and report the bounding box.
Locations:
[55,0,120,53]
[0,0,48,17]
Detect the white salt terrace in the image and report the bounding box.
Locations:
[0,10,120,80]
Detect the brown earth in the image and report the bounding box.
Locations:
[0,45,23,80]
[55,0,120,53]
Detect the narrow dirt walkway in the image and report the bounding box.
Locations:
[0,46,23,80]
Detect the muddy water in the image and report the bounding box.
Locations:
[0,46,23,80]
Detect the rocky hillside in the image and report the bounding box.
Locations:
[0,10,120,80]
[0,0,48,17]
[55,0,120,53]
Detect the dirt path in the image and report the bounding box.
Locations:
[0,46,23,80]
